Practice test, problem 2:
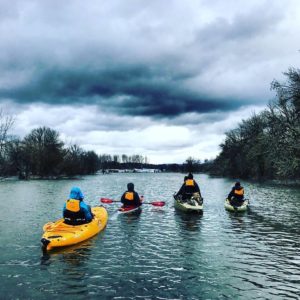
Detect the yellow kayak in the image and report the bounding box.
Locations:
[41,206,108,251]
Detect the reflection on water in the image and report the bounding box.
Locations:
[175,210,203,232]
[0,173,300,299]
[40,238,95,265]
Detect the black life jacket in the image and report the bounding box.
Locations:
[123,191,140,206]
[63,199,87,225]
[184,179,196,194]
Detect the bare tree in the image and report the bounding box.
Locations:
[0,109,14,155]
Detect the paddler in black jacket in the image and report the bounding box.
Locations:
[227,181,245,206]
[175,173,201,201]
[121,183,142,207]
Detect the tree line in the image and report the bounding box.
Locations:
[0,118,196,178]
[0,125,100,179]
[207,67,300,180]
[0,113,206,178]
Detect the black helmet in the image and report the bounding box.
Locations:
[187,173,193,179]
[235,181,241,187]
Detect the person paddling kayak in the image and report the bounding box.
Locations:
[227,182,245,207]
[63,187,93,225]
[175,173,202,202]
[120,183,142,208]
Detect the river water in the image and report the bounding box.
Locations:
[0,173,299,299]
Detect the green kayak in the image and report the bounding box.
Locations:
[224,198,249,212]
[174,194,203,213]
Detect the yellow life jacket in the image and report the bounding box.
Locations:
[185,179,195,186]
[125,192,134,201]
[66,199,80,212]
[234,188,244,196]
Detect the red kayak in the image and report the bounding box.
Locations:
[118,205,142,215]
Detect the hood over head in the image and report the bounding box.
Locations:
[235,182,241,187]
[187,173,193,179]
[127,182,134,192]
[69,187,84,200]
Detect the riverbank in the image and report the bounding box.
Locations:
[207,173,300,187]
[1,172,300,187]
[0,175,83,181]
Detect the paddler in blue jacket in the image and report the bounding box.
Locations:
[63,187,93,225]
[227,182,245,206]
[121,183,142,207]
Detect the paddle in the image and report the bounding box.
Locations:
[100,197,165,207]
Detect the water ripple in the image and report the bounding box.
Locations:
[0,174,300,299]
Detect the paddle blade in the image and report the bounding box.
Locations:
[100,198,114,204]
[151,201,165,207]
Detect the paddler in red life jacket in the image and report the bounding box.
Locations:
[227,182,245,206]
[175,173,201,202]
[120,183,142,207]
[63,187,93,225]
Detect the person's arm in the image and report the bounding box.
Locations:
[176,184,185,197]
[134,192,142,206]
[62,203,67,218]
[120,193,126,204]
[228,188,234,199]
[194,182,200,193]
[81,202,93,221]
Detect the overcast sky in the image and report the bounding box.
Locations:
[1,0,299,163]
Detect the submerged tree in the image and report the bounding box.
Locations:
[23,127,65,177]
[61,144,84,176]
[184,157,201,173]
[0,109,15,176]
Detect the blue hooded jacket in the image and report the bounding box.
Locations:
[63,187,93,223]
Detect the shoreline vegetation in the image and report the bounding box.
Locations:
[203,67,300,182]
[0,67,299,185]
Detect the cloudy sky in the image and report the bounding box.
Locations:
[1,0,299,163]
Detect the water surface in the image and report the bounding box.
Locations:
[0,173,299,299]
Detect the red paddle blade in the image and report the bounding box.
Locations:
[100,198,114,203]
[151,201,165,207]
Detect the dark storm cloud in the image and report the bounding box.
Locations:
[0,65,235,117]
[0,0,298,119]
